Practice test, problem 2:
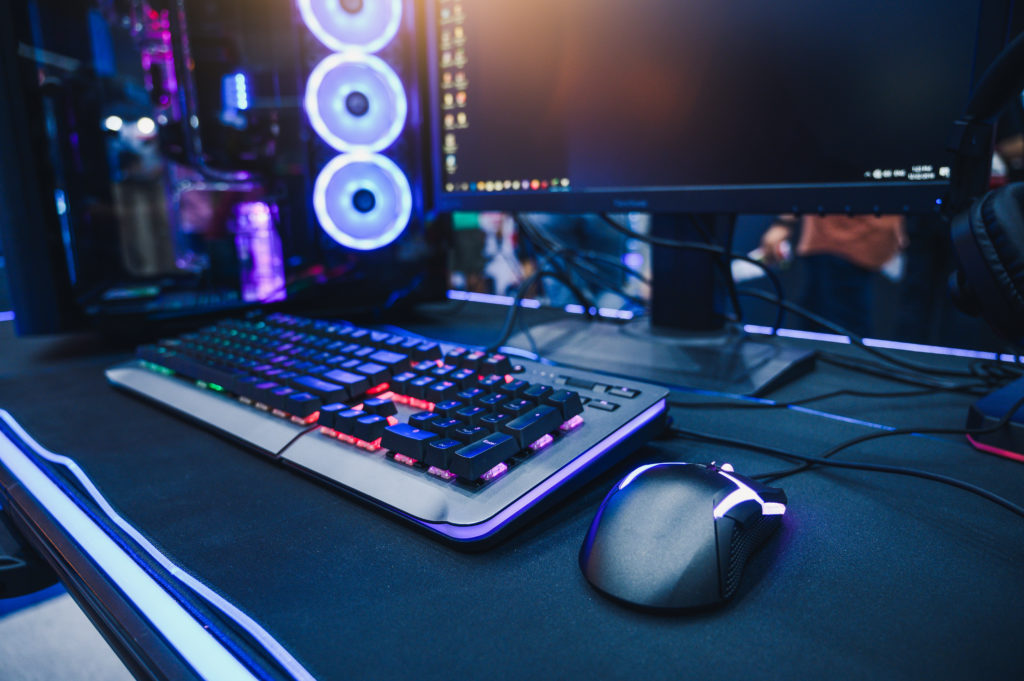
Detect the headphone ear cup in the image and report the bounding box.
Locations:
[947,269,981,317]
[950,183,1024,345]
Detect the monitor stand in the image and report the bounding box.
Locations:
[510,214,815,396]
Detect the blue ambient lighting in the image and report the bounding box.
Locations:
[0,311,14,323]
[0,412,317,681]
[304,53,407,153]
[313,153,412,251]
[0,413,262,681]
[297,0,402,54]
[233,73,249,111]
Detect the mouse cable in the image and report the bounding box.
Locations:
[665,426,1024,520]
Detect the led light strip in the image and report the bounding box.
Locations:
[0,410,316,681]
[446,290,636,321]
[743,324,1023,363]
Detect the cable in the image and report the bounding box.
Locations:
[596,213,787,333]
[666,425,1024,519]
[816,352,997,395]
[669,387,938,411]
[738,288,991,381]
[275,423,321,458]
[754,391,1024,482]
[514,215,649,308]
[485,268,595,352]
[593,213,1022,387]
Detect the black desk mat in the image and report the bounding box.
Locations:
[1,313,1022,681]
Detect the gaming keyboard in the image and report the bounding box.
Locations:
[106,312,668,546]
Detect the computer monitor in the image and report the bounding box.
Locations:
[429,0,1010,215]
[425,0,1013,394]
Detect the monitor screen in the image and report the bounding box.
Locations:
[429,0,1009,215]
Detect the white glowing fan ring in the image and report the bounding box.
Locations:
[305,53,408,153]
[313,153,413,251]
[297,0,403,54]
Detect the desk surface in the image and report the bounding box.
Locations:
[0,304,1022,681]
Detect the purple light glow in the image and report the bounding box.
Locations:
[529,434,555,452]
[0,311,14,323]
[480,462,509,482]
[420,399,667,541]
[235,202,286,303]
[427,467,457,481]
[560,415,585,432]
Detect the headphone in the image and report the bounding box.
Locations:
[948,30,1024,346]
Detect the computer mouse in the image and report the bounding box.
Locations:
[579,462,787,610]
